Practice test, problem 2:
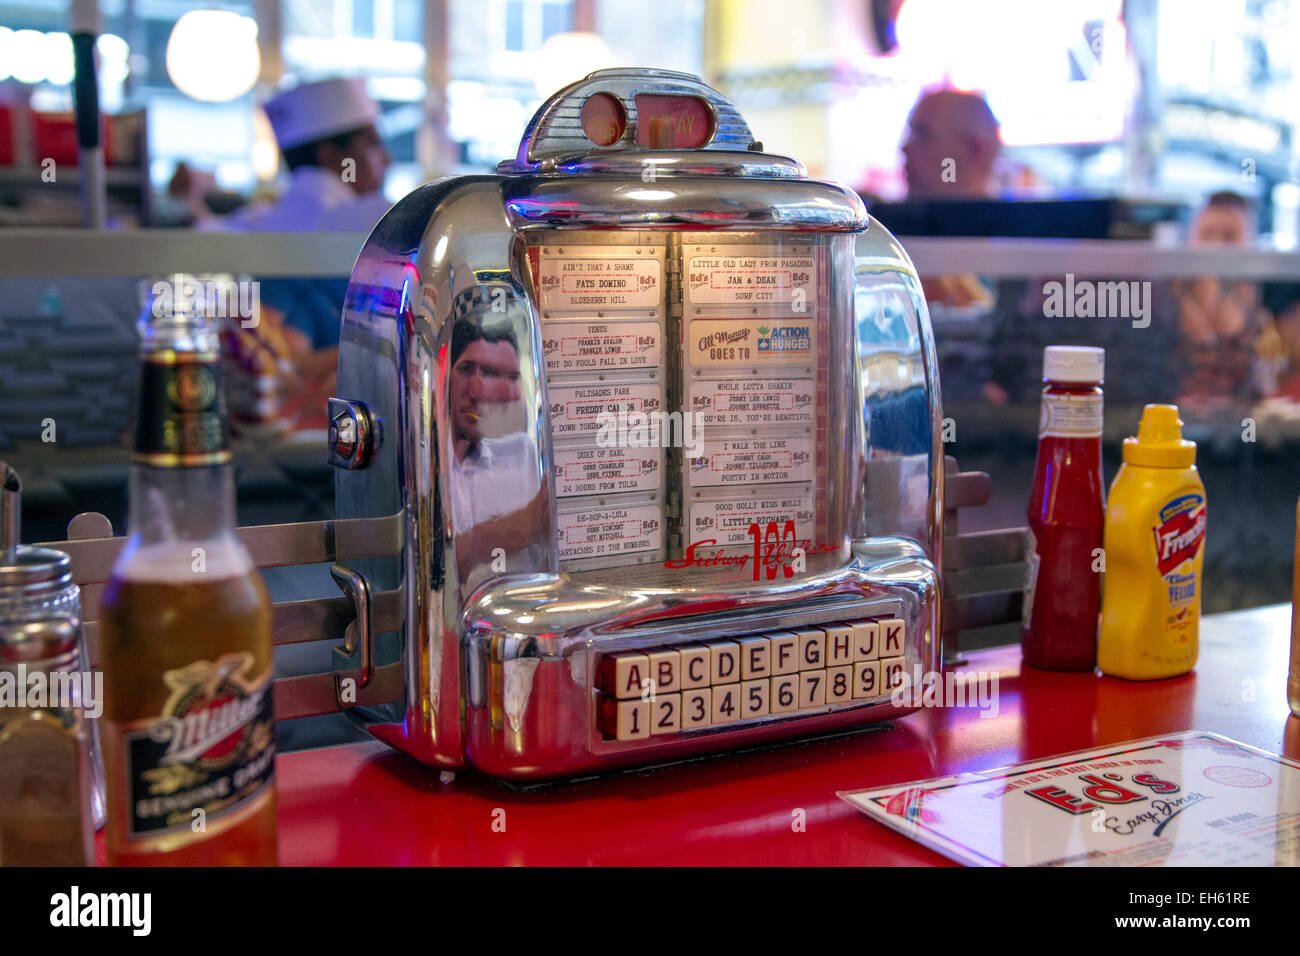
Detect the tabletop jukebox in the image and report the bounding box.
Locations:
[327,69,942,780]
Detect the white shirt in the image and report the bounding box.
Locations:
[212,166,391,233]
[450,432,541,533]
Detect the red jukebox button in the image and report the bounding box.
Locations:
[580,92,626,146]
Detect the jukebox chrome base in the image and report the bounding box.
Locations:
[452,545,936,780]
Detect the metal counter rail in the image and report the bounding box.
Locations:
[3,230,1300,279]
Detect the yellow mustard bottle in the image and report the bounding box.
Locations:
[1097,405,1207,680]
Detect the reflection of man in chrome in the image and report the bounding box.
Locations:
[448,320,547,580]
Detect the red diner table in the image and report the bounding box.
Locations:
[275,605,1300,866]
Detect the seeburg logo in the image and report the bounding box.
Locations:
[0,664,102,718]
[889,665,1000,718]
[595,409,702,457]
[50,886,151,936]
[1041,273,1151,329]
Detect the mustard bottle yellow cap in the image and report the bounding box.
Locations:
[1121,404,1197,467]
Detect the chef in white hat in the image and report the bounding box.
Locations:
[225,76,393,232]
[211,78,394,414]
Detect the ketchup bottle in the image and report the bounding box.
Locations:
[1022,346,1106,671]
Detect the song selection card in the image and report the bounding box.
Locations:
[687,435,814,487]
[685,247,815,307]
[689,377,815,429]
[554,443,661,498]
[539,245,662,313]
[687,489,815,550]
[542,321,662,373]
[557,501,664,569]
[549,381,663,440]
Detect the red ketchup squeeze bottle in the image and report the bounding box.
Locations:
[1022,346,1106,671]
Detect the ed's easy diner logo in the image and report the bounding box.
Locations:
[1154,494,1206,577]
[1025,770,1208,837]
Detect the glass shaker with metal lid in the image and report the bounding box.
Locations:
[0,462,104,866]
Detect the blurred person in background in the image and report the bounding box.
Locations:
[902,89,1002,200]
[211,78,393,431]
[1172,191,1266,418]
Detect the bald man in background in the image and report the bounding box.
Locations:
[902,90,1002,200]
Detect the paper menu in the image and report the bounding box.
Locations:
[839,732,1300,867]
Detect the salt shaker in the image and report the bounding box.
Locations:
[0,462,102,866]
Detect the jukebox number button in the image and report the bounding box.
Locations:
[651,694,681,736]
[681,688,712,729]
[853,660,881,699]
[712,685,740,724]
[827,666,853,704]
[741,679,770,718]
[770,675,799,714]
[614,699,651,741]
[882,658,906,692]
[797,670,826,709]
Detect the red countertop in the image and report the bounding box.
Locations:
[271,605,1298,865]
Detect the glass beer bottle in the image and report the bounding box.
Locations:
[100,288,277,865]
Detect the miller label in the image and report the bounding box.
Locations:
[133,352,231,467]
[120,653,274,839]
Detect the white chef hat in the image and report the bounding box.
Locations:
[262,77,381,150]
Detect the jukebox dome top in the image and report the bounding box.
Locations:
[500,68,801,177]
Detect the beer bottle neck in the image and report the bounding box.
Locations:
[127,464,238,544]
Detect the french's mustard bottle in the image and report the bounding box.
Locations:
[1097,405,1207,680]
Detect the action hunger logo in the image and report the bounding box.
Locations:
[1153,494,1206,576]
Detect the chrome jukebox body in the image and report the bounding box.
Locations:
[330,69,942,779]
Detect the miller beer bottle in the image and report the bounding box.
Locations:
[99,282,277,865]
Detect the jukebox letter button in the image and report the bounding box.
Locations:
[648,649,681,694]
[881,657,905,692]
[737,636,771,680]
[741,678,770,718]
[679,646,711,690]
[853,661,881,699]
[681,687,712,729]
[824,624,854,666]
[798,670,826,710]
[851,621,879,662]
[710,641,741,685]
[881,619,905,656]
[607,654,652,700]
[770,675,798,714]
[712,684,740,724]
[616,699,652,741]
[768,632,799,675]
[796,629,826,671]
[827,665,853,705]
[650,694,681,736]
